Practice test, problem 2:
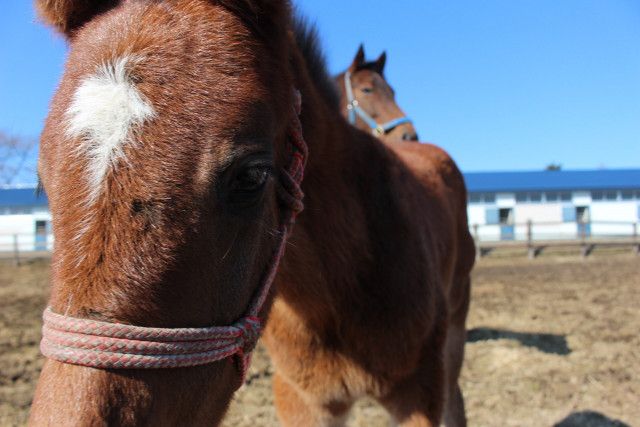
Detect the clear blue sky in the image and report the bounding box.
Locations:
[1,1,639,181]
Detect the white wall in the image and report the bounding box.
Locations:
[468,205,486,226]
[496,193,515,208]
[473,224,501,242]
[0,213,53,251]
[590,202,638,223]
[572,191,591,206]
[514,204,563,224]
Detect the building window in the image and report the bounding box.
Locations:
[469,193,496,204]
[576,206,590,223]
[469,193,481,204]
[621,190,633,200]
[604,190,618,201]
[485,208,499,225]
[516,191,568,203]
[8,207,32,215]
[591,191,604,201]
[562,206,576,222]
[499,208,513,225]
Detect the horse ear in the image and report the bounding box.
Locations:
[349,44,366,72]
[374,51,387,75]
[35,0,120,37]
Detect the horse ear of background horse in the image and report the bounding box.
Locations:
[349,43,366,72]
[347,45,385,78]
[373,51,386,75]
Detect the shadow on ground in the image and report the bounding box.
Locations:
[554,411,630,427]
[467,327,571,355]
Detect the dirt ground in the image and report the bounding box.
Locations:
[1,252,638,426]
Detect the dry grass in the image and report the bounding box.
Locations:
[0,254,638,426]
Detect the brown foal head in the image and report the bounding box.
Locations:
[31,0,296,424]
[336,44,418,142]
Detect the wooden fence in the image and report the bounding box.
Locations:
[2,223,639,264]
[0,234,53,265]
[472,220,640,259]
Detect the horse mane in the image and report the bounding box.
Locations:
[292,14,339,110]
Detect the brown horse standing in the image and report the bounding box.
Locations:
[30,1,474,426]
[335,45,419,142]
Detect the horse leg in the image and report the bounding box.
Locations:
[379,377,441,427]
[378,341,446,427]
[272,373,353,427]
[442,276,471,427]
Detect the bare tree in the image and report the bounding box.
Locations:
[0,131,37,185]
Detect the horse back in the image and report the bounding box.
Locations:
[387,141,476,307]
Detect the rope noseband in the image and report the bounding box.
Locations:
[344,71,412,137]
[40,90,308,380]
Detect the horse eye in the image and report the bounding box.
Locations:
[233,166,270,193]
[361,87,374,94]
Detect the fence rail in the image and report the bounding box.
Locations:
[2,222,639,264]
[0,233,53,265]
[471,220,640,258]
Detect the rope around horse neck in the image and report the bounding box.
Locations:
[40,90,307,380]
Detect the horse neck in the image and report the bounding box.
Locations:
[277,58,395,325]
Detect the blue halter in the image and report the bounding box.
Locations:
[344,71,413,137]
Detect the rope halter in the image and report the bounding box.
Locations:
[40,89,308,381]
[344,71,412,137]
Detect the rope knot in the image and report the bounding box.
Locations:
[235,316,261,354]
[277,103,307,220]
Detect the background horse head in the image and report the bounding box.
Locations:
[30,0,303,425]
[335,44,419,142]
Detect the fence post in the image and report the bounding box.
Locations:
[13,234,20,266]
[579,221,595,258]
[526,220,535,259]
[473,224,481,259]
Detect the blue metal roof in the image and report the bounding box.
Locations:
[463,169,640,193]
[0,187,48,207]
[1,169,639,204]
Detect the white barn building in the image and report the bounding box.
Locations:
[0,168,638,251]
[0,185,51,252]
[464,169,640,242]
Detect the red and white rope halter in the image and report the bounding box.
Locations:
[40,90,307,380]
